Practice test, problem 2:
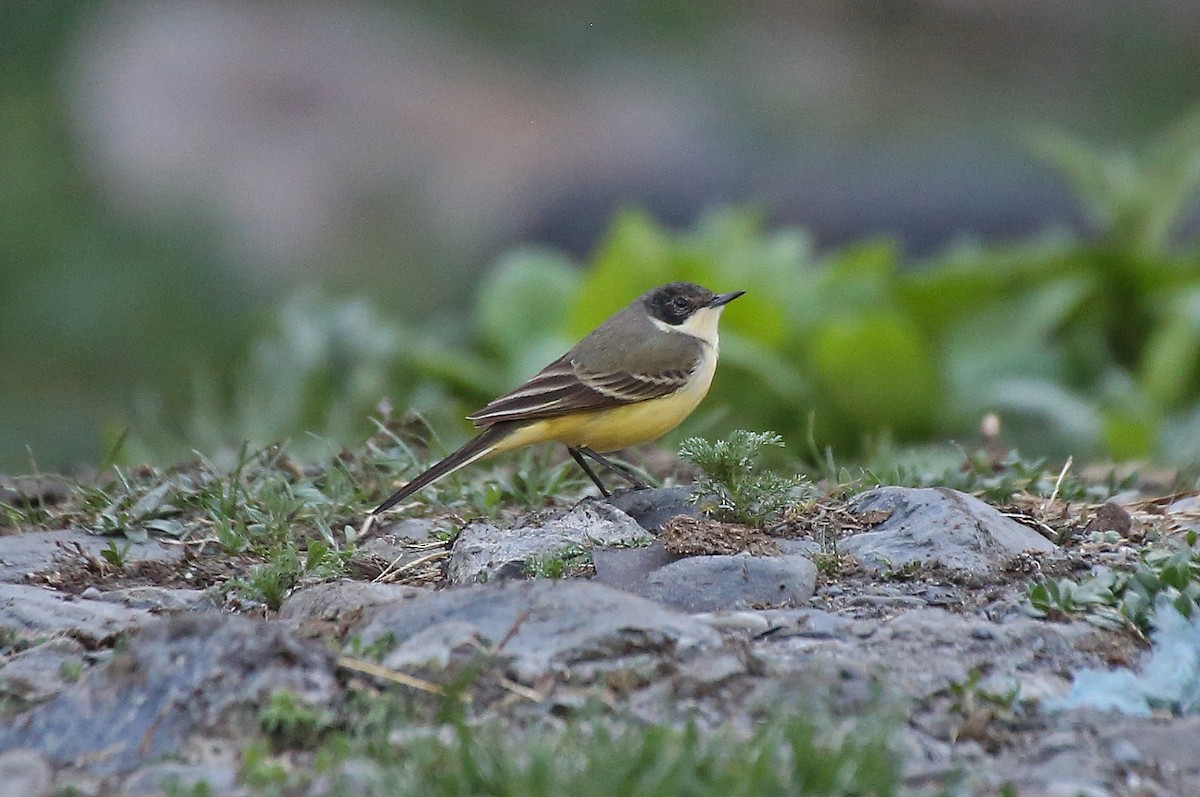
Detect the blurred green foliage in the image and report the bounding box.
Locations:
[89,109,1200,467]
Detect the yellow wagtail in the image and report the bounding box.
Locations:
[373,281,743,515]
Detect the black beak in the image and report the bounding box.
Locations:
[709,290,745,308]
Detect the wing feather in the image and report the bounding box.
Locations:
[466,357,697,427]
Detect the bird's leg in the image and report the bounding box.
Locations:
[579,447,650,490]
[568,447,611,497]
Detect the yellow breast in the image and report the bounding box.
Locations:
[494,348,718,453]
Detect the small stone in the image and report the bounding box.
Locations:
[1110,739,1142,767]
[0,584,150,645]
[0,749,52,797]
[1042,781,1109,797]
[372,517,440,542]
[281,580,426,622]
[380,621,486,670]
[280,580,426,638]
[120,762,239,796]
[96,586,211,612]
[763,609,852,639]
[969,624,996,640]
[692,611,773,634]
[630,554,817,613]
[607,487,698,532]
[0,638,87,703]
[591,543,677,591]
[679,650,746,686]
[777,539,820,557]
[448,502,651,584]
[1083,502,1132,536]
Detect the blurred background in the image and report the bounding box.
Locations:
[5,0,1200,472]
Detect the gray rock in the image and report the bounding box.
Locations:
[758,608,853,639]
[381,620,486,670]
[447,502,652,584]
[691,610,774,634]
[841,487,1055,575]
[0,749,52,797]
[279,580,426,628]
[1094,714,1200,781]
[368,517,440,542]
[0,530,183,584]
[629,554,818,613]
[0,584,150,644]
[120,762,241,797]
[353,580,721,681]
[777,539,821,557]
[759,607,1098,704]
[0,614,339,775]
[606,487,699,532]
[95,586,211,612]
[677,650,746,686]
[0,638,87,703]
[591,542,677,591]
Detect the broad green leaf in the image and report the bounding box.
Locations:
[477,248,579,358]
[808,315,940,434]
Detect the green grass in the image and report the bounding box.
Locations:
[236,691,910,797]
[523,544,594,579]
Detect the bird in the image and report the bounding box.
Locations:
[372,281,743,515]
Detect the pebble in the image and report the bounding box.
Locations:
[0,749,52,797]
[629,554,818,613]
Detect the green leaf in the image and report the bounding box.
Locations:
[808,315,940,434]
[476,248,580,358]
[1138,289,1200,410]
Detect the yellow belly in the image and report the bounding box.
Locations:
[493,349,717,453]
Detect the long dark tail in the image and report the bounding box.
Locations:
[373,425,512,514]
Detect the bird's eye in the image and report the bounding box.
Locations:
[671,296,689,310]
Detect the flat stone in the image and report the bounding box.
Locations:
[629,554,818,613]
[0,530,183,584]
[678,650,747,686]
[352,580,721,681]
[841,487,1055,575]
[777,539,821,557]
[0,584,150,644]
[94,586,211,612]
[381,620,487,670]
[0,614,339,776]
[1094,714,1200,778]
[692,610,773,634]
[606,487,699,532]
[280,580,426,639]
[119,761,240,796]
[762,608,1099,702]
[0,749,52,797]
[367,517,440,543]
[0,638,87,703]
[280,580,426,623]
[447,501,652,584]
[758,608,853,638]
[591,542,678,591]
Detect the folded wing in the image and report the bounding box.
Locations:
[467,356,695,427]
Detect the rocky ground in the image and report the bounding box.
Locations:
[1,471,1199,796]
